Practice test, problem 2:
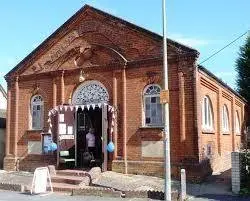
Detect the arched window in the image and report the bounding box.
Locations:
[222,104,230,132]
[143,84,163,126]
[31,95,44,130]
[235,111,240,134]
[202,96,213,130]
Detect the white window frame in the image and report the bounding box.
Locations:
[222,104,230,133]
[143,84,163,127]
[30,95,44,130]
[235,111,241,134]
[202,96,214,131]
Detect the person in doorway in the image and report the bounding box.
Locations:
[86,128,96,159]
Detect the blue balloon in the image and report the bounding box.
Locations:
[50,142,57,151]
[107,141,115,153]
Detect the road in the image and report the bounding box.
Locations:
[1,190,250,201]
[189,194,250,201]
[0,190,154,201]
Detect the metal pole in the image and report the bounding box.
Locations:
[162,0,171,200]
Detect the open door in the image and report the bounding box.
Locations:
[102,104,108,171]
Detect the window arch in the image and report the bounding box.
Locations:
[235,111,240,134]
[222,104,229,132]
[143,84,163,126]
[72,80,109,105]
[31,95,44,130]
[202,96,213,130]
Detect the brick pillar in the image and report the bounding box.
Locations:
[122,68,127,174]
[60,71,65,104]
[232,96,235,151]
[14,76,19,156]
[217,88,222,155]
[5,84,11,156]
[178,72,185,142]
[231,152,240,194]
[113,71,118,159]
[53,78,57,108]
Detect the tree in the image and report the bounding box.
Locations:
[236,35,250,102]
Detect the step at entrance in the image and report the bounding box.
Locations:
[51,169,88,192]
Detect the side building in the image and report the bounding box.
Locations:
[0,84,7,168]
[3,4,247,180]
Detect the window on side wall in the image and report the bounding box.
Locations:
[222,104,230,133]
[235,111,241,134]
[202,96,214,131]
[143,84,163,127]
[31,95,44,130]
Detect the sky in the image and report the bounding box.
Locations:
[0,0,249,91]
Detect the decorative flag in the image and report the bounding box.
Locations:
[64,105,68,111]
[75,105,79,111]
[59,105,63,111]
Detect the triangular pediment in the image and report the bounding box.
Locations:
[6,4,199,78]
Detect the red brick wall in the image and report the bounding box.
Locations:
[197,70,245,172]
[4,6,246,180]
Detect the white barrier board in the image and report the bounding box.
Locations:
[31,167,53,195]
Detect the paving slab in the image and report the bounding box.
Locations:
[92,171,180,192]
[0,171,33,186]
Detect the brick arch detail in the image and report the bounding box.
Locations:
[71,80,110,105]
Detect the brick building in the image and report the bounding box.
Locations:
[3,5,246,180]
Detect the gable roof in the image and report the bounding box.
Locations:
[5,4,199,79]
[0,85,7,99]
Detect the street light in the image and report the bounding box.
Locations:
[162,0,171,200]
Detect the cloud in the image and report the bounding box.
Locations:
[169,33,210,48]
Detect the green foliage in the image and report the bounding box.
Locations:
[240,151,250,194]
[236,35,250,102]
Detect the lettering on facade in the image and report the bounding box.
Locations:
[49,30,79,63]
[31,31,80,73]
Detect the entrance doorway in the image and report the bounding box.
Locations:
[76,106,103,168]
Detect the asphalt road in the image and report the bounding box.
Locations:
[1,190,250,201]
[189,194,250,201]
[0,190,154,201]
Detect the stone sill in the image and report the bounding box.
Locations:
[26,129,43,133]
[202,130,215,134]
[139,126,164,129]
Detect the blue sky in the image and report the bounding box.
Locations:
[0,0,249,90]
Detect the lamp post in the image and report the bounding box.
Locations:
[162,0,171,200]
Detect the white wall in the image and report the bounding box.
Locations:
[0,92,6,110]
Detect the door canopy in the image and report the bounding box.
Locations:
[72,80,109,105]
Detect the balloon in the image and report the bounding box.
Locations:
[107,141,115,153]
[50,142,57,151]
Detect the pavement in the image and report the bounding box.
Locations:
[0,169,250,200]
